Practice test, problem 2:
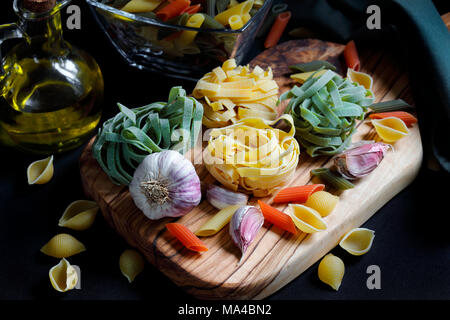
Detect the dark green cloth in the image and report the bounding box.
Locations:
[285,0,450,173]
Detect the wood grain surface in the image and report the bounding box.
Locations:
[80,38,423,299]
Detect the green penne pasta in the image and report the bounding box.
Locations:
[311,168,355,190]
[368,99,414,113]
[289,60,337,73]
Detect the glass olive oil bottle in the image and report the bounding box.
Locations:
[0,0,103,154]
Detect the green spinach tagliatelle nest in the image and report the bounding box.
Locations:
[92,86,204,185]
[280,69,375,157]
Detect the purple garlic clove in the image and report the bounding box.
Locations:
[334,142,392,179]
[229,206,264,262]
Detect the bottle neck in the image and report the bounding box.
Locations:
[20,11,65,51]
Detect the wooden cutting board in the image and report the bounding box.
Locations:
[79,39,423,299]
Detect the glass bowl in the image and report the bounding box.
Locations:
[85,0,273,80]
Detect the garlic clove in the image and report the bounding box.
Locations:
[334,142,391,179]
[206,184,249,209]
[229,206,264,262]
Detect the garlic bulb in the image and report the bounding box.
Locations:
[129,150,201,220]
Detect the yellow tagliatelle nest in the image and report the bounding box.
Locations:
[193,58,279,128]
[203,115,300,197]
[371,117,409,143]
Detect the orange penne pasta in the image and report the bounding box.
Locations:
[258,200,297,234]
[369,111,417,127]
[343,40,360,71]
[166,223,208,252]
[156,0,191,21]
[181,3,201,14]
[264,11,291,49]
[272,184,325,204]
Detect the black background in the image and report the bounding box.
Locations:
[0,0,449,306]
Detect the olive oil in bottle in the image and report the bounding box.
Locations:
[0,0,104,154]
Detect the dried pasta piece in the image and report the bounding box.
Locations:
[49,258,78,292]
[343,40,360,71]
[27,155,54,185]
[177,13,205,46]
[339,228,375,256]
[121,0,162,13]
[318,253,345,291]
[288,204,327,233]
[347,68,373,91]
[58,200,99,231]
[273,184,325,204]
[304,191,339,217]
[371,117,409,143]
[290,70,326,84]
[369,111,417,127]
[228,15,243,30]
[214,0,253,26]
[166,223,208,252]
[119,249,145,283]
[195,205,241,236]
[40,234,86,258]
[258,200,297,234]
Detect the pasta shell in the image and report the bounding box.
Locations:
[58,200,99,231]
[318,253,345,291]
[371,117,409,143]
[27,155,54,185]
[41,234,86,258]
[305,191,339,217]
[347,68,374,91]
[49,258,78,292]
[288,204,327,233]
[119,249,145,283]
[339,228,375,256]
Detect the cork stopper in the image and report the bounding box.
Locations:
[23,0,56,13]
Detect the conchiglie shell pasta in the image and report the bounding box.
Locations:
[339,228,375,256]
[119,249,145,283]
[49,258,78,292]
[371,117,409,143]
[305,191,339,217]
[58,200,99,231]
[318,253,345,291]
[27,155,54,185]
[288,204,327,233]
[41,234,86,258]
[347,68,374,91]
